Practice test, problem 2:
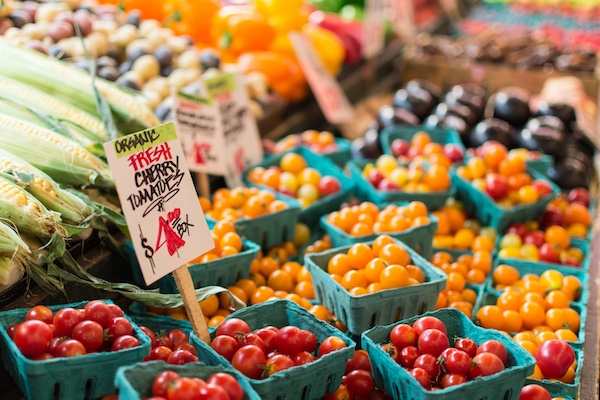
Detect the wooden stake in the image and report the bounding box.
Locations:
[172,265,211,343]
[196,173,211,199]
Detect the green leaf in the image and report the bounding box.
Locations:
[73,21,118,141]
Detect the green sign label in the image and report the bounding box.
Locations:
[112,122,178,158]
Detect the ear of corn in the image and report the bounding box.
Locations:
[0,77,110,143]
[0,38,160,134]
[0,148,93,225]
[0,113,114,188]
[0,97,104,155]
[0,220,30,255]
[0,174,66,238]
[0,256,24,288]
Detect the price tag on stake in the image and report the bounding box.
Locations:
[103,122,213,342]
[202,71,264,188]
[289,32,355,125]
[173,90,227,176]
[363,0,386,58]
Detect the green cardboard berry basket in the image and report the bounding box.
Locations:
[472,289,587,349]
[0,300,151,400]
[348,160,455,211]
[304,238,447,337]
[496,236,591,275]
[189,299,355,400]
[265,138,351,169]
[115,360,261,400]
[129,311,193,337]
[231,192,302,251]
[361,308,536,400]
[526,154,554,176]
[486,257,590,305]
[320,207,438,260]
[525,345,583,399]
[243,147,355,227]
[380,125,466,160]
[451,166,561,233]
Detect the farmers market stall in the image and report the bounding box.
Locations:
[0,0,599,399]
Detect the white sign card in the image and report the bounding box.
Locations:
[202,71,264,188]
[173,90,227,176]
[363,0,386,58]
[103,122,213,285]
[289,32,354,125]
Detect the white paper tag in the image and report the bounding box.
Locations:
[103,122,213,285]
[202,71,264,188]
[363,0,386,58]
[289,32,355,125]
[173,90,227,176]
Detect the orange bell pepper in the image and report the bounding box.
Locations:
[163,0,220,46]
[211,6,276,57]
[237,52,308,103]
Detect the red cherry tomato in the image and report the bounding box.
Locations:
[215,318,251,338]
[167,329,189,348]
[417,329,449,356]
[176,342,197,356]
[152,370,179,397]
[71,320,104,352]
[399,345,422,369]
[413,316,447,335]
[318,336,346,357]
[237,333,267,354]
[231,345,266,379]
[254,327,278,354]
[413,354,442,381]
[477,340,508,364]
[25,305,54,324]
[264,354,295,377]
[211,335,240,361]
[106,317,133,344]
[535,340,575,379]
[410,367,431,389]
[301,329,317,353]
[346,369,374,397]
[166,377,202,400]
[381,343,401,365]
[167,349,197,365]
[139,326,158,348]
[207,372,244,400]
[390,323,417,350]
[106,303,125,320]
[469,352,505,379]
[199,383,229,400]
[111,335,140,351]
[84,300,111,327]
[345,349,371,374]
[293,351,316,366]
[441,348,471,376]
[518,384,552,400]
[13,320,53,358]
[6,323,19,340]
[323,384,351,400]
[53,308,83,338]
[274,326,305,356]
[440,373,467,388]
[55,339,86,357]
[145,345,173,362]
[455,338,478,358]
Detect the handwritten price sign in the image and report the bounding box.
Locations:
[203,72,263,188]
[173,91,226,176]
[363,0,386,58]
[289,32,354,125]
[103,122,213,285]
